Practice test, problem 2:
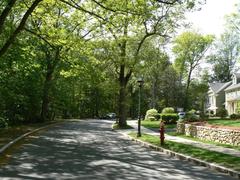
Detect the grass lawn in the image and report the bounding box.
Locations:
[142,119,240,128]
[167,132,240,151]
[141,120,176,129]
[207,119,240,127]
[129,133,240,171]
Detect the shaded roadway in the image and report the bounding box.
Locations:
[0,119,236,180]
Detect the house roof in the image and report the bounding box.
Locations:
[225,83,240,92]
[209,81,232,94]
[234,72,240,78]
[226,95,240,101]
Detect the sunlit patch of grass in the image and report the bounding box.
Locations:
[166,132,240,151]
[129,133,240,171]
[207,119,240,127]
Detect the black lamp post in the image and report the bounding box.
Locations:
[137,77,144,137]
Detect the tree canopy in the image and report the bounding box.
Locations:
[0,0,221,127]
[173,31,213,110]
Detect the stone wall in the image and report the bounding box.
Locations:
[176,122,240,146]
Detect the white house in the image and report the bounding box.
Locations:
[206,81,231,115]
[225,73,240,115]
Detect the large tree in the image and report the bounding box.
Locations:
[26,0,96,121]
[0,0,44,58]
[61,0,203,127]
[0,0,206,125]
[208,32,240,82]
[208,9,240,82]
[138,42,181,110]
[173,31,213,110]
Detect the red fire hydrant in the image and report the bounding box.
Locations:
[160,121,165,146]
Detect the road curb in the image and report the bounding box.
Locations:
[116,130,240,180]
[0,121,65,155]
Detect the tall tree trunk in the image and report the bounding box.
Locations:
[184,67,193,110]
[41,48,60,122]
[151,79,157,109]
[129,85,135,119]
[41,65,52,122]
[118,65,127,127]
[0,0,17,34]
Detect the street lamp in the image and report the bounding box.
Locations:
[137,77,144,137]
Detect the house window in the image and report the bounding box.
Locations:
[237,78,240,84]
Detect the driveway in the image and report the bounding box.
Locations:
[0,119,236,180]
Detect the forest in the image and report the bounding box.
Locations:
[0,0,240,127]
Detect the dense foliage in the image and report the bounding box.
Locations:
[2,0,237,127]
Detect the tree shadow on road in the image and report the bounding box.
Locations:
[0,120,235,180]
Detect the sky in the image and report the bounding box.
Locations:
[185,0,238,37]
[177,0,239,76]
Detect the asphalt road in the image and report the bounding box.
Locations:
[0,119,236,180]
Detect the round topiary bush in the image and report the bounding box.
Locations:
[162,107,175,114]
[145,109,160,121]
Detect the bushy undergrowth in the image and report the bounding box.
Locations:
[0,117,8,128]
[216,108,228,118]
[230,114,240,120]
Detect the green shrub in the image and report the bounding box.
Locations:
[188,109,196,114]
[230,114,240,119]
[148,116,156,121]
[184,110,200,122]
[155,113,161,120]
[216,108,228,118]
[145,109,160,121]
[162,107,175,114]
[0,117,8,128]
[161,113,179,124]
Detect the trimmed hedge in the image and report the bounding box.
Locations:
[230,114,240,119]
[161,113,179,124]
[162,107,174,114]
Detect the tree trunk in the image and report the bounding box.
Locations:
[118,65,127,127]
[0,0,17,34]
[184,67,193,110]
[150,79,157,109]
[41,67,52,122]
[40,48,60,122]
